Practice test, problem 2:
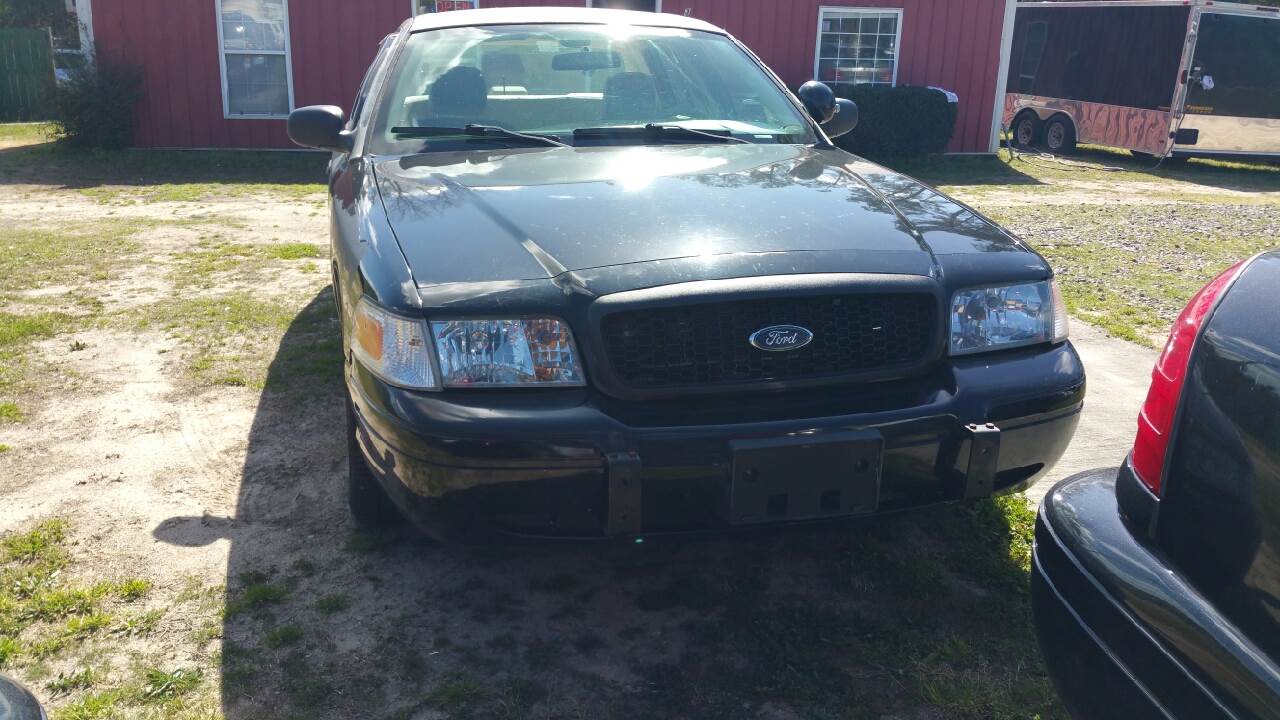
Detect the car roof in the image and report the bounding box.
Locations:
[408,7,725,35]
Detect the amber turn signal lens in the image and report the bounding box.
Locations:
[350,298,438,390]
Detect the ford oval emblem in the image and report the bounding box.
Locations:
[749,325,814,352]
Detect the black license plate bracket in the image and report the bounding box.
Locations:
[729,430,882,525]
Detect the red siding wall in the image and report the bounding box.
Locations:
[92,0,1007,151]
[666,0,1008,152]
[93,0,409,148]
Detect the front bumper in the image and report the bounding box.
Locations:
[350,340,1084,539]
[1032,470,1280,720]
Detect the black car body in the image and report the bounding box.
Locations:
[289,8,1084,540]
[1033,251,1280,719]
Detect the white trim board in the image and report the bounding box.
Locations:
[989,0,1016,152]
[215,0,296,120]
[74,0,94,56]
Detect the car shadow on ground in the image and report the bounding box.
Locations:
[154,291,1061,720]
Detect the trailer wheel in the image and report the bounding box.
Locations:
[1012,112,1041,148]
[1044,115,1076,155]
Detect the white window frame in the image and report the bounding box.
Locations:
[813,6,904,89]
[215,0,296,120]
[410,0,480,14]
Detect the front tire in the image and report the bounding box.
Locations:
[1044,115,1076,155]
[346,396,401,528]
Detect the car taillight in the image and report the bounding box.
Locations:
[1130,261,1246,494]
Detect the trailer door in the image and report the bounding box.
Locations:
[1177,10,1280,156]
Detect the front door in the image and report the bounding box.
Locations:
[1177,10,1280,155]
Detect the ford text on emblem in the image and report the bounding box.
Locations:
[749,325,814,352]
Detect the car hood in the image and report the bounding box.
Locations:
[372,143,1041,297]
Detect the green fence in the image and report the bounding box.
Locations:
[0,28,55,122]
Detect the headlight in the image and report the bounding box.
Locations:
[431,318,584,387]
[351,297,439,389]
[949,280,1068,356]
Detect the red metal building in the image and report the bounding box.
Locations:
[84,0,1015,152]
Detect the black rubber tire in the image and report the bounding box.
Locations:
[1043,115,1076,155]
[1012,111,1041,148]
[346,396,402,528]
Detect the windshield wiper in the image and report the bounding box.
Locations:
[572,124,749,144]
[390,124,568,147]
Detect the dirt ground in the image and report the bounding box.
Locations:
[1,181,1045,719]
[1,135,1275,720]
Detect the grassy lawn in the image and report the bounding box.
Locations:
[0,126,1274,719]
[902,146,1280,345]
[0,123,54,147]
[0,128,325,203]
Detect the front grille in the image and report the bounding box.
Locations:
[600,293,936,390]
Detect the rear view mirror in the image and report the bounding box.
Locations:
[552,50,623,72]
[823,98,859,139]
[797,81,858,139]
[287,105,352,152]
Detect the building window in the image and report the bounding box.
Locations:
[412,0,479,13]
[815,7,902,93]
[217,0,294,118]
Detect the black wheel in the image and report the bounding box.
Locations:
[346,396,401,528]
[1043,115,1076,155]
[1012,111,1041,148]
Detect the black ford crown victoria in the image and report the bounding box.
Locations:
[288,8,1084,541]
[1034,252,1280,719]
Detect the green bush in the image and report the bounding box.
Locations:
[832,85,958,160]
[49,54,143,149]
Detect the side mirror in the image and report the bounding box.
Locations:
[823,98,859,139]
[287,105,352,152]
[797,80,837,124]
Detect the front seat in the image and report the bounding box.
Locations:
[602,72,658,124]
[429,65,488,123]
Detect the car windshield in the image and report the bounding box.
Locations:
[368,23,816,152]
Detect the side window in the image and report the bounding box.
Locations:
[349,36,396,129]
